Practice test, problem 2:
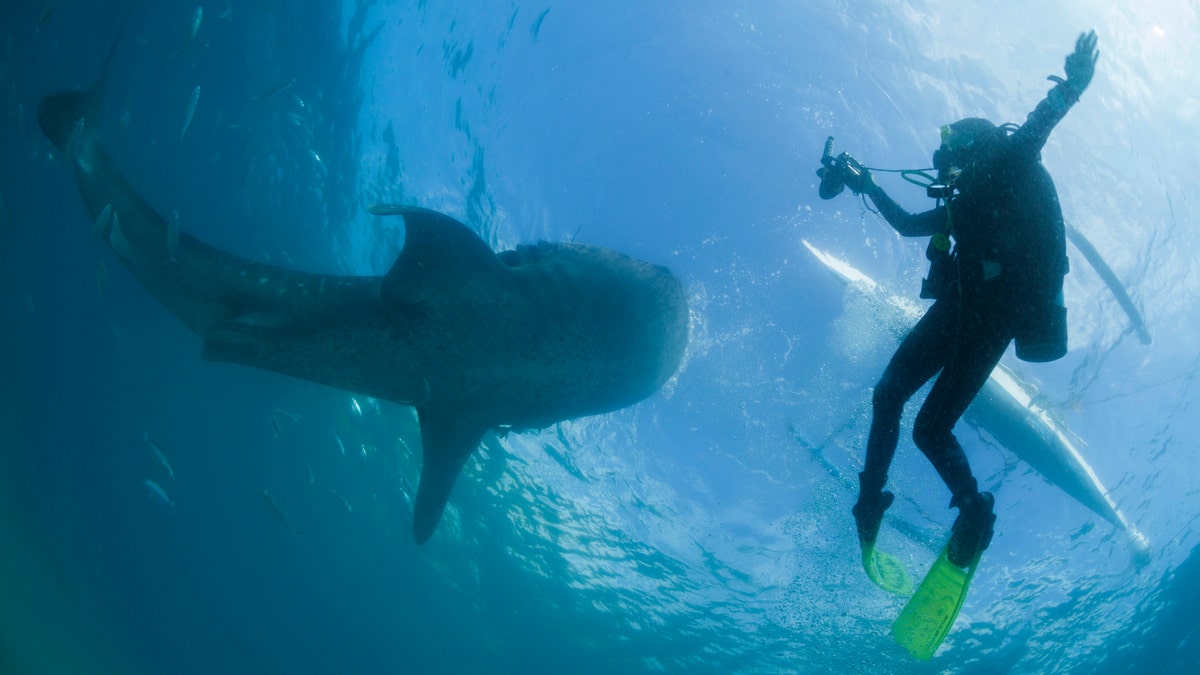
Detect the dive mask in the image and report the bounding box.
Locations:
[932,123,976,175]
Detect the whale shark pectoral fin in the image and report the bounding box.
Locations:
[370,204,506,307]
[411,407,488,544]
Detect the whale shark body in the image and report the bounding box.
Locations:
[40,81,689,544]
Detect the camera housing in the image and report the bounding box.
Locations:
[817,137,867,200]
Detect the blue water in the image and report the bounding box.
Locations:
[3,2,1198,673]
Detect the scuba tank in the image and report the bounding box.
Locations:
[1013,289,1067,362]
[930,121,1069,362]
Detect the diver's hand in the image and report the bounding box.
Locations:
[1065,30,1099,91]
[1049,30,1099,95]
[844,163,876,196]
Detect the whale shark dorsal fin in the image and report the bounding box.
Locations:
[412,407,488,544]
[369,204,505,307]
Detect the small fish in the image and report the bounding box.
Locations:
[260,489,294,532]
[273,408,301,422]
[109,211,133,259]
[167,211,181,261]
[306,462,315,485]
[96,262,108,297]
[330,489,352,513]
[180,86,201,141]
[65,118,86,162]
[349,398,363,417]
[218,1,232,21]
[38,0,59,34]
[142,478,175,509]
[252,78,296,101]
[92,204,113,238]
[269,415,281,438]
[187,6,203,44]
[332,430,346,456]
[173,6,203,58]
[144,432,176,480]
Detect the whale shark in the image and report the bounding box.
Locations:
[39,67,689,544]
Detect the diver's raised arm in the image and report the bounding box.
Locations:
[1014,30,1099,155]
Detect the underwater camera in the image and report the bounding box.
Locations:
[817,136,868,200]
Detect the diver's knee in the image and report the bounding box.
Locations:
[871,378,904,416]
[911,413,947,452]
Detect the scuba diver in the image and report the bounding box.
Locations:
[817,31,1099,569]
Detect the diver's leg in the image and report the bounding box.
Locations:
[861,299,958,491]
[911,316,1009,497]
[912,301,1011,565]
[854,299,957,546]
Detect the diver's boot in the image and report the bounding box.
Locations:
[947,491,995,567]
[852,472,894,549]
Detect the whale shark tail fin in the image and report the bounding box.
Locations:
[38,89,91,152]
[411,408,487,544]
[38,6,133,151]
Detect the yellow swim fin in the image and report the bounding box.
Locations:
[891,544,981,660]
[862,544,913,596]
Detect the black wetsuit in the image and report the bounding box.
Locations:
[858,87,1074,504]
